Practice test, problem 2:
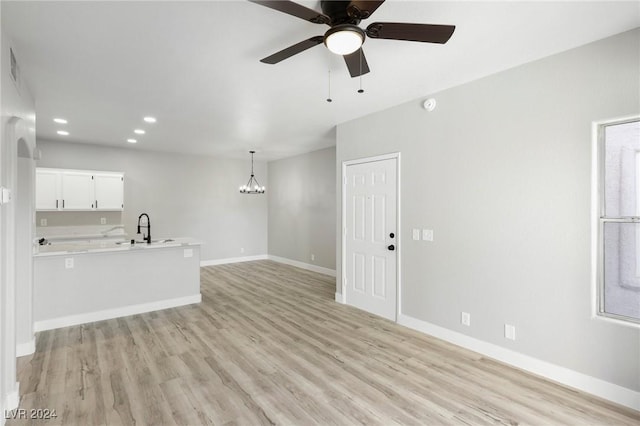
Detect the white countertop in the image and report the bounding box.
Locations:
[34,237,202,257]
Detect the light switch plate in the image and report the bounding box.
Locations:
[423,229,434,241]
[412,229,420,241]
[40,218,47,227]
[65,258,74,269]
[184,249,193,258]
[461,312,471,326]
[100,217,107,225]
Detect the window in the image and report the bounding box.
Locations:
[596,117,640,325]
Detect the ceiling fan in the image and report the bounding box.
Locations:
[249,0,456,77]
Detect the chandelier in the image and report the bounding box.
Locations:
[239,150,265,194]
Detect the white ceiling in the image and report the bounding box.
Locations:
[3,1,639,161]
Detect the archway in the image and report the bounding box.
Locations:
[1,117,36,412]
[16,136,35,356]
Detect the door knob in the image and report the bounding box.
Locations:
[388,244,395,251]
[389,232,395,238]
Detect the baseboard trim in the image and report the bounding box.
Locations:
[16,338,35,357]
[34,294,202,332]
[397,314,640,412]
[200,255,268,267]
[335,292,345,303]
[268,255,337,277]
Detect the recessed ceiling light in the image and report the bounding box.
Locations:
[134,129,145,134]
[53,118,68,124]
[57,130,69,136]
[127,139,137,144]
[143,116,156,123]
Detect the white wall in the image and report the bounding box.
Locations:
[336,28,640,397]
[0,28,37,421]
[268,147,336,270]
[15,156,34,355]
[36,140,268,262]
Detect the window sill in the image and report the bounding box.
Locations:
[592,313,640,329]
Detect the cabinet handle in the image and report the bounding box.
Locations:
[56,200,59,209]
[96,200,98,209]
[62,199,65,208]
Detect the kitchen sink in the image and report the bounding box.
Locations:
[116,239,175,245]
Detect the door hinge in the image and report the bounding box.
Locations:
[343,176,347,185]
[343,226,347,236]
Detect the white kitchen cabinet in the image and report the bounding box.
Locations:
[61,171,95,210]
[35,169,60,210]
[94,173,124,210]
[36,168,124,211]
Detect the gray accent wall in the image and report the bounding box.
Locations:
[336,29,640,391]
[36,140,268,261]
[268,147,336,270]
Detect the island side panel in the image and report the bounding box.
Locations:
[34,245,201,329]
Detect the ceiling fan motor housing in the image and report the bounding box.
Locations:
[321,0,363,25]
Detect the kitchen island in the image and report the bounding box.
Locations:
[33,238,201,331]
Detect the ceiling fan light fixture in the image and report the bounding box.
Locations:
[324,25,365,55]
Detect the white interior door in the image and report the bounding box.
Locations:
[344,157,397,321]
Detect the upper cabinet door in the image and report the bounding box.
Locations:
[61,171,95,210]
[35,169,60,210]
[94,173,124,210]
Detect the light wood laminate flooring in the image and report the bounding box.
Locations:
[8,260,640,425]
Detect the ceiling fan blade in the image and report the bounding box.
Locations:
[366,22,456,44]
[260,36,324,64]
[347,1,385,20]
[343,48,370,78]
[248,1,330,25]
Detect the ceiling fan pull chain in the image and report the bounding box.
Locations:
[327,69,333,103]
[358,51,365,94]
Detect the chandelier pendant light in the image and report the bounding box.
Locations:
[239,150,265,194]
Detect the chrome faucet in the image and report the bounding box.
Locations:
[137,213,151,244]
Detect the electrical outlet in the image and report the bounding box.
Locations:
[40,218,47,226]
[100,217,107,225]
[412,229,420,240]
[505,324,516,340]
[240,247,245,254]
[65,258,74,269]
[461,312,471,326]
[423,229,434,241]
[311,254,315,261]
[184,249,193,258]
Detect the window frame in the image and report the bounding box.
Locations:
[592,115,640,328]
